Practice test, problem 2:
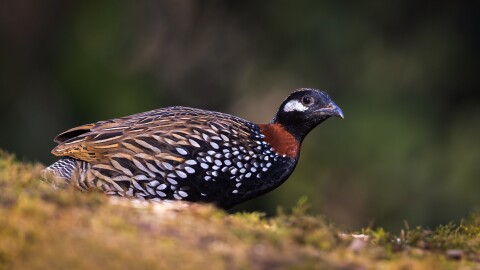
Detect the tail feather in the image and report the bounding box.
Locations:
[41,158,78,187]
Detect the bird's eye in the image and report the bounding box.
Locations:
[301,96,314,106]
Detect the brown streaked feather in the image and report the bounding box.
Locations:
[54,123,95,143]
[52,106,253,164]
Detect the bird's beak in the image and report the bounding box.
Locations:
[315,101,344,119]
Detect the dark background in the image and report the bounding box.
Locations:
[1,0,479,231]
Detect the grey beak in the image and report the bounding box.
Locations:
[316,101,344,119]
[331,102,344,119]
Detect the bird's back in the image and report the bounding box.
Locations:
[52,106,252,160]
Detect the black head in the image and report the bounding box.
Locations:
[272,88,344,141]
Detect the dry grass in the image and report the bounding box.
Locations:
[0,150,479,269]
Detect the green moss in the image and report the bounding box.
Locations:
[0,150,480,269]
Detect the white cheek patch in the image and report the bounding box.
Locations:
[283,100,308,112]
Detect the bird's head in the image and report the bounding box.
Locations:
[272,88,344,141]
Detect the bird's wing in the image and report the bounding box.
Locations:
[52,106,253,163]
[51,106,275,203]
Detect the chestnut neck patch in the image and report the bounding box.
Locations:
[258,124,300,159]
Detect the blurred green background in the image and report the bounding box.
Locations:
[1,0,479,231]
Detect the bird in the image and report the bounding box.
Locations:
[42,88,343,209]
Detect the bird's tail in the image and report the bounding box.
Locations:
[41,157,78,188]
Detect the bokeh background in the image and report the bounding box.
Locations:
[1,0,479,231]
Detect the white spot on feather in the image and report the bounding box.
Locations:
[134,175,149,181]
[149,180,160,187]
[210,142,219,149]
[189,138,200,148]
[162,162,174,171]
[220,134,229,141]
[176,147,188,155]
[185,160,197,165]
[156,190,166,197]
[184,167,195,174]
[167,178,178,185]
[176,170,187,178]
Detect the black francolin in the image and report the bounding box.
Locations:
[43,88,343,209]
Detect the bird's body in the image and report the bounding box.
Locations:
[43,89,343,209]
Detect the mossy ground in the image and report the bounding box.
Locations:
[0,151,479,270]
